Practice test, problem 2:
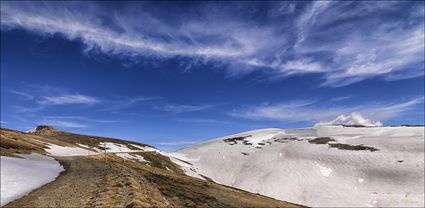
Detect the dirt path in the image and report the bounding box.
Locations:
[5,156,107,207]
[5,155,155,207]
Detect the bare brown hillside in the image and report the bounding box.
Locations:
[29,125,152,149]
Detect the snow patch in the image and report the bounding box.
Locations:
[130,144,148,150]
[157,151,204,180]
[1,154,64,206]
[77,143,90,149]
[169,157,205,180]
[46,143,97,156]
[26,127,37,133]
[97,142,132,152]
[116,153,147,162]
[141,145,161,152]
[245,133,276,148]
[97,142,156,153]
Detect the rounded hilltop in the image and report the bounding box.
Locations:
[27,125,59,134]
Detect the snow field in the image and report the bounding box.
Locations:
[178,126,425,207]
[0,154,64,206]
[46,143,97,156]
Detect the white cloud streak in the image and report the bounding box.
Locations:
[0,2,257,59]
[9,90,35,100]
[280,59,324,74]
[159,104,213,114]
[103,96,161,111]
[38,94,100,105]
[10,85,101,112]
[1,1,422,87]
[330,96,352,102]
[9,85,163,115]
[12,105,43,113]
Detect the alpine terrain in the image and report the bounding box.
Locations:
[0,126,301,208]
[1,1,424,208]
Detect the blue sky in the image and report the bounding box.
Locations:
[1,1,424,150]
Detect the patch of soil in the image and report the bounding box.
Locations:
[328,143,379,152]
[223,135,251,145]
[273,137,300,143]
[342,124,367,127]
[308,137,335,144]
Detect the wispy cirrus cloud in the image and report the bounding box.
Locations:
[12,105,43,113]
[36,119,88,128]
[8,85,101,113]
[38,94,100,105]
[9,90,35,100]
[1,1,423,87]
[158,104,213,114]
[103,96,162,111]
[330,96,352,102]
[231,96,424,125]
[8,85,160,114]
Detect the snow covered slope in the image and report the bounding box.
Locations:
[178,125,425,207]
[0,154,64,206]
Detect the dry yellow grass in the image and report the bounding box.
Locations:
[0,128,48,156]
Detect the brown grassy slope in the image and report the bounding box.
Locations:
[1,126,153,157]
[0,128,49,157]
[0,127,97,156]
[30,125,151,150]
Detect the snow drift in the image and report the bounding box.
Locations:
[0,154,64,206]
